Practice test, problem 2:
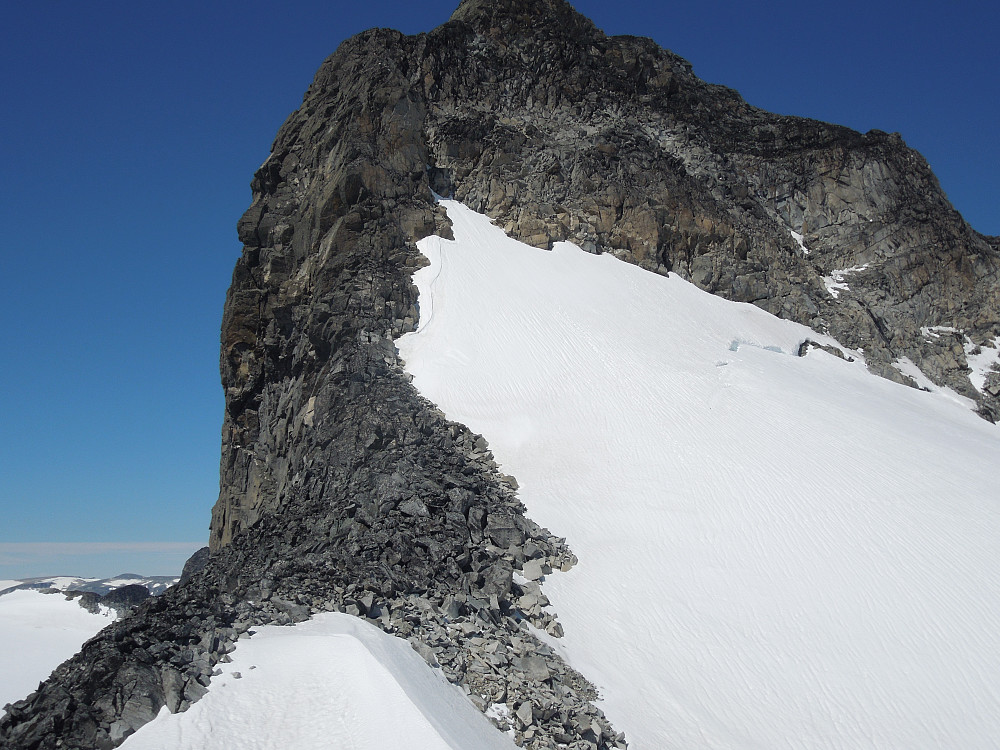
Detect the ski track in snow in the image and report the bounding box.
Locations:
[396,200,1000,750]
[119,613,516,750]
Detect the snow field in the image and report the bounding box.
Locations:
[119,613,516,750]
[396,200,1000,750]
[0,589,113,712]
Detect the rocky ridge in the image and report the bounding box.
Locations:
[423,0,1000,415]
[3,1,998,748]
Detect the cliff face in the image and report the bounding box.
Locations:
[3,1,998,748]
[423,0,1000,406]
[212,0,1000,555]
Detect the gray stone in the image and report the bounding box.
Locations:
[522,559,545,581]
[179,547,211,585]
[514,656,552,683]
[516,700,535,727]
[410,638,440,668]
[398,498,430,517]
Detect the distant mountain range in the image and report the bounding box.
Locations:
[1,574,178,599]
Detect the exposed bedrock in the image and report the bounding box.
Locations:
[3,0,997,748]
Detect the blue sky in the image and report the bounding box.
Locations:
[1,0,996,578]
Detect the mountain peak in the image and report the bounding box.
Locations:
[4,2,999,748]
[449,0,598,39]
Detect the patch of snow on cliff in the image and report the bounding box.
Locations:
[396,199,1000,750]
[119,613,515,750]
[920,327,1000,393]
[963,336,1000,393]
[0,589,113,713]
[921,325,960,338]
[823,264,869,298]
[789,229,810,255]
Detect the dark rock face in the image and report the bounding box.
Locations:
[4,1,998,748]
[421,0,1000,416]
[75,585,150,617]
[178,547,210,586]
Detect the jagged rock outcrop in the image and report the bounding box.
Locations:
[421,0,1000,416]
[76,585,151,617]
[177,546,210,585]
[4,1,998,748]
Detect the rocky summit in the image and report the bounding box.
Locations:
[3,0,998,748]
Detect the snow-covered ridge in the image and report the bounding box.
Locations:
[118,613,515,750]
[396,199,1000,749]
[8,202,996,749]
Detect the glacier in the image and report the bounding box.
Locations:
[396,200,1000,749]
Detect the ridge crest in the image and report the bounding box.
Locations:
[449,0,598,38]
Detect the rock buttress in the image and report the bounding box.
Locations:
[4,1,999,748]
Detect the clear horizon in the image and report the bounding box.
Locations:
[0,542,204,581]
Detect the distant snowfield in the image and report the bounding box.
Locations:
[397,200,1000,749]
[1,574,179,597]
[120,613,515,750]
[0,589,112,712]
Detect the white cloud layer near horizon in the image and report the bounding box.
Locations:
[0,542,204,580]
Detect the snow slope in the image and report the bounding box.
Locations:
[396,200,1000,750]
[0,589,113,711]
[120,613,516,750]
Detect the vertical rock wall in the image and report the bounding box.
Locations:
[4,1,998,748]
